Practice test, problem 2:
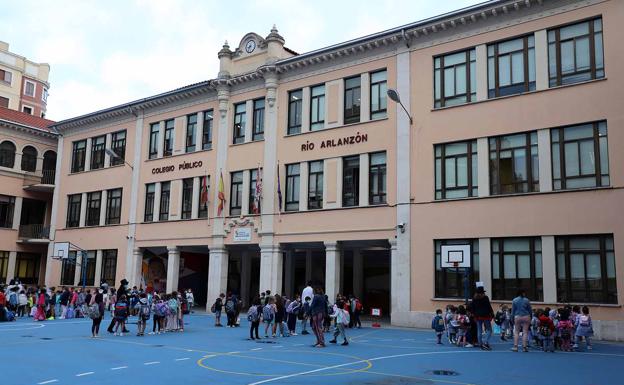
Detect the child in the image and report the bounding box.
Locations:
[495,304,510,341]
[263,297,275,338]
[301,296,311,335]
[135,293,150,337]
[286,295,301,336]
[574,306,593,351]
[167,293,179,331]
[455,305,472,348]
[113,295,128,336]
[247,297,262,340]
[537,309,555,352]
[150,295,165,335]
[445,305,457,344]
[212,293,224,327]
[557,308,574,352]
[18,290,27,317]
[431,309,445,344]
[530,309,541,348]
[329,298,349,346]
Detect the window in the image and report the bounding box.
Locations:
[370,70,387,119]
[20,146,37,172]
[186,114,197,152]
[42,88,48,103]
[344,76,361,124]
[0,69,12,85]
[0,96,8,108]
[60,251,77,286]
[105,188,122,225]
[110,130,126,166]
[0,195,15,228]
[90,135,106,170]
[434,49,476,107]
[233,103,246,144]
[15,253,38,284]
[310,85,325,130]
[83,250,96,286]
[197,176,209,219]
[556,235,617,304]
[285,164,300,211]
[435,239,480,298]
[308,160,323,210]
[181,178,193,219]
[488,35,536,97]
[489,132,539,195]
[548,18,604,87]
[551,121,609,190]
[202,110,213,150]
[164,119,174,157]
[0,141,16,168]
[101,249,118,285]
[144,183,155,222]
[287,89,302,134]
[369,152,387,204]
[66,194,81,228]
[24,81,35,97]
[230,171,243,216]
[85,191,101,226]
[492,237,543,301]
[0,251,8,282]
[249,169,261,214]
[22,106,33,115]
[148,123,159,159]
[435,140,478,199]
[71,139,86,173]
[159,182,170,221]
[342,156,360,207]
[253,99,265,141]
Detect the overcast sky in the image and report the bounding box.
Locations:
[1,0,482,121]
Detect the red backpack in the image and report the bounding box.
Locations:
[355,299,363,312]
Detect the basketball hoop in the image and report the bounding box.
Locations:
[452,262,459,268]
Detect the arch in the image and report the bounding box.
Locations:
[21,145,38,172]
[0,140,16,168]
[42,150,57,171]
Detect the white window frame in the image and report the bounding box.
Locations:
[42,87,48,103]
[22,104,34,115]
[24,80,36,97]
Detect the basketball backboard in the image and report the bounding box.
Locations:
[441,244,471,268]
[52,242,70,260]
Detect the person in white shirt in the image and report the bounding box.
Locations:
[301,281,314,335]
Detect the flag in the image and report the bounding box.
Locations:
[277,161,282,213]
[252,166,262,214]
[200,175,208,209]
[217,171,225,216]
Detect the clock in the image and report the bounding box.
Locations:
[245,39,256,53]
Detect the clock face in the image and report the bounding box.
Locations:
[245,39,256,53]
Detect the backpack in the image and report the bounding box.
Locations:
[355,299,363,312]
[114,303,127,319]
[210,303,216,314]
[6,310,15,322]
[341,309,350,326]
[539,323,552,337]
[247,305,259,322]
[9,292,17,307]
[77,292,86,306]
[262,304,273,322]
[168,299,178,313]
[140,304,150,321]
[155,302,168,317]
[579,315,591,327]
[494,310,504,326]
[65,306,75,319]
[286,301,300,315]
[87,304,100,319]
[225,299,235,314]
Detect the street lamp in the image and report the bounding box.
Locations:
[105,148,134,170]
[387,88,413,125]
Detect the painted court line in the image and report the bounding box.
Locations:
[251,347,262,351]
[76,372,94,377]
[37,380,58,384]
[110,366,127,370]
[144,361,160,365]
[175,358,190,361]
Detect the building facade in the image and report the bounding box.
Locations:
[0,41,50,118]
[45,0,623,340]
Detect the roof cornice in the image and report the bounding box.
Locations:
[0,118,58,139]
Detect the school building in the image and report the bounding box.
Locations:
[40,0,624,340]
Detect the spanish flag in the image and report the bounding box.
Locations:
[217,171,225,216]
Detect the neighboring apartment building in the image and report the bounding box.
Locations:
[0,41,50,118]
[46,0,623,340]
[0,107,57,285]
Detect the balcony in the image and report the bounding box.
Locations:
[23,170,55,192]
[18,224,50,243]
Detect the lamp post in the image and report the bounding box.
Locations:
[105,148,134,170]
[387,88,413,125]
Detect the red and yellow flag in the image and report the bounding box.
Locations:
[217,171,225,216]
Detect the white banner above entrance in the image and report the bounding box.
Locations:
[233,227,252,242]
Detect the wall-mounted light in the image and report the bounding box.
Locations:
[387,88,413,125]
[105,148,134,170]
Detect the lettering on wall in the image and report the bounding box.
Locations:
[301,132,368,151]
[151,161,203,174]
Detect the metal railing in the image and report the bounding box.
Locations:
[41,169,55,185]
[18,224,50,239]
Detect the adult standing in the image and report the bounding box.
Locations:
[471,286,494,350]
[90,288,105,337]
[309,287,327,347]
[511,289,532,352]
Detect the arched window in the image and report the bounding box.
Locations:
[21,146,37,172]
[0,141,16,168]
[42,151,57,184]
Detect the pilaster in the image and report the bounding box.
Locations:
[166,246,180,293]
[207,246,229,310]
[324,241,341,301]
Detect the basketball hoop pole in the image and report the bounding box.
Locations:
[463,267,470,305]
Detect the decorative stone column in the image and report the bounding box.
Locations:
[259,243,282,294]
[6,251,17,283]
[131,248,143,289]
[324,241,341,301]
[166,246,180,293]
[207,247,228,311]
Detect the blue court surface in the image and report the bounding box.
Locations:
[1,313,622,385]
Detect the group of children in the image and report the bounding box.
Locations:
[432,303,594,352]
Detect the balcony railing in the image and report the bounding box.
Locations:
[18,224,50,239]
[41,169,55,185]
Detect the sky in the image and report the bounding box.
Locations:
[0,0,483,121]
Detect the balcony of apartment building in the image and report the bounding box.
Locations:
[22,150,56,192]
[16,198,50,244]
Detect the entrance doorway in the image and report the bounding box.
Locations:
[226,246,260,308]
[178,246,210,307]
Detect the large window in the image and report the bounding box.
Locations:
[60,251,77,286]
[149,123,159,159]
[202,110,213,150]
[85,191,101,226]
[342,156,360,207]
[0,141,16,168]
[101,249,117,285]
[197,176,209,219]
[21,146,37,172]
[144,183,155,222]
[90,135,106,170]
[285,164,300,211]
[492,237,543,301]
[230,171,243,216]
[253,99,265,141]
[0,194,15,228]
[369,152,387,205]
[488,36,535,98]
[310,85,325,130]
[83,250,96,286]
[186,114,197,152]
[0,69,12,85]
[105,188,122,225]
[434,49,476,107]
[181,178,193,219]
[435,140,477,199]
[71,139,86,173]
[556,235,617,304]
[308,160,323,210]
[548,18,604,87]
[110,130,126,166]
[489,132,539,195]
[163,119,174,157]
[66,194,81,228]
[552,121,609,190]
[233,102,246,144]
[370,70,387,119]
[15,253,39,284]
[435,239,480,299]
[24,81,35,97]
[288,89,302,135]
[344,76,361,124]
[159,182,170,221]
[249,169,261,214]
